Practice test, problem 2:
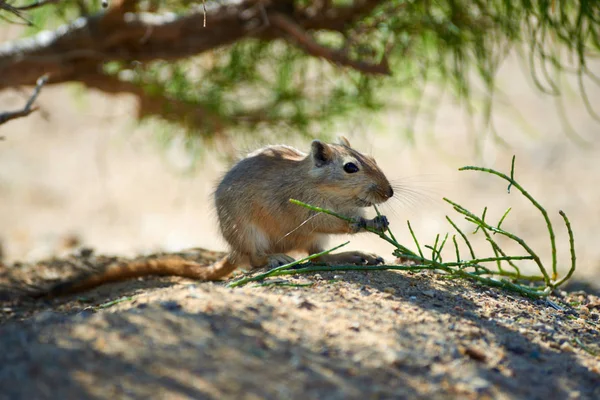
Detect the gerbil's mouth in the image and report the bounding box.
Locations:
[356,198,374,207]
[357,185,394,207]
[357,191,392,207]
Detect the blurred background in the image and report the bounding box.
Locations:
[0,1,598,289]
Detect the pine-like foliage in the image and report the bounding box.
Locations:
[0,0,598,140]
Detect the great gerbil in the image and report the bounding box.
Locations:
[35,137,394,297]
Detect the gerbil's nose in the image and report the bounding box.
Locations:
[387,186,394,198]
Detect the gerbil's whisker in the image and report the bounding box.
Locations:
[276,212,321,244]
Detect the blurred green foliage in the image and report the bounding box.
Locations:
[15,0,600,142]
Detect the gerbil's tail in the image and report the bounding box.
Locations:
[32,255,238,298]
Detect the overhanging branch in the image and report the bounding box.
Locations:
[0,0,387,90]
[0,75,48,128]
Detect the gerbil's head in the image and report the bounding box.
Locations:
[308,137,394,207]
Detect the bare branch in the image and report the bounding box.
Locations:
[269,12,390,75]
[0,0,388,89]
[0,0,32,25]
[0,0,61,25]
[0,75,48,127]
[11,0,61,12]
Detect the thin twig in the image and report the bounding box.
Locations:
[0,0,31,25]
[0,75,48,126]
[11,0,60,11]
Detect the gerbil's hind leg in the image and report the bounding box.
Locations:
[249,253,296,269]
[306,242,384,266]
[316,251,384,266]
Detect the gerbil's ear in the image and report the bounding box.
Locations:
[338,136,352,148]
[310,140,333,167]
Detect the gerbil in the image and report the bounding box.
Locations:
[35,137,393,297]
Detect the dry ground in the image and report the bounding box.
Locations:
[0,249,599,399]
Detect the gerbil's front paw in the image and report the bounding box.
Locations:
[365,215,389,232]
[350,217,368,233]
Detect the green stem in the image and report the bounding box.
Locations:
[452,235,460,262]
[443,255,533,266]
[446,216,476,259]
[289,198,399,248]
[227,241,349,288]
[232,264,549,298]
[445,197,551,286]
[407,220,424,258]
[554,210,577,287]
[459,163,558,281]
[479,224,505,273]
[497,207,512,230]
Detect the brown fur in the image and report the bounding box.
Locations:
[36,138,393,297]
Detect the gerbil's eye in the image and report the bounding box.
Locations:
[343,162,359,174]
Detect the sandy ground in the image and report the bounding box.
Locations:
[0,250,599,399]
[1,51,600,398]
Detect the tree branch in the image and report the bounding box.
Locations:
[0,75,48,128]
[269,12,390,75]
[11,0,61,11]
[0,0,61,25]
[0,0,387,89]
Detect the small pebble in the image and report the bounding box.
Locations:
[559,342,574,352]
[461,345,488,362]
[383,287,396,295]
